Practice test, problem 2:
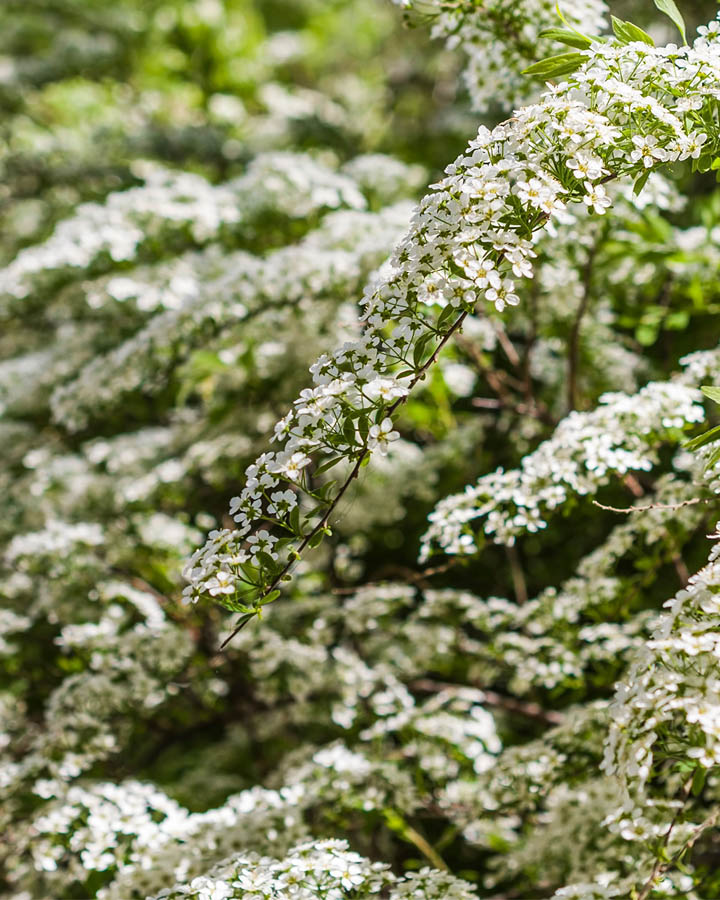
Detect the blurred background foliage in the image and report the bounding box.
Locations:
[4,1,720,896]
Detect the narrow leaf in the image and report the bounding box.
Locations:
[256,550,280,572]
[692,766,707,797]
[701,386,720,404]
[707,445,720,468]
[685,424,720,451]
[522,52,587,80]
[308,530,326,549]
[314,454,343,475]
[633,169,651,196]
[413,331,434,368]
[653,0,687,44]
[611,16,654,45]
[289,505,301,536]
[539,27,591,49]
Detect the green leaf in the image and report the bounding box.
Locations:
[437,302,458,329]
[222,610,256,629]
[357,413,370,440]
[539,27,592,49]
[314,479,337,501]
[261,589,281,605]
[308,530,326,549]
[701,386,720,404]
[553,3,597,43]
[239,562,260,584]
[692,766,707,797]
[685,424,720,451]
[611,16,654,45]
[288,505,301,536]
[413,331,435,368]
[255,550,280,572]
[653,0,687,44]
[635,323,658,346]
[707,445,720,468]
[522,52,587,80]
[664,310,689,330]
[342,415,357,447]
[314,454,343,476]
[696,152,715,174]
[633,169,651,196]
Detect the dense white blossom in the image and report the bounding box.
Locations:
[394,0,608,112]
[6,4,720,899]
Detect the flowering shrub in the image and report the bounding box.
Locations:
[5,1,720,899]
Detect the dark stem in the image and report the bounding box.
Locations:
[410,677,565,726]
[567,243,597,411]
[221,310,470,648]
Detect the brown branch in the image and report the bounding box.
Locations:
[592,497,711,514]
[672,553,690,587]
[637,780,693,900]
[331,559,460,595]
[624,473,646,497]
[221,169,631,647]
[567,244,597,412]
[410,678,565,726]
[221,311,470,648]
[460,333,554,424]
[505,543,528,605]
[636,780,720,900]
[491,319,522,368]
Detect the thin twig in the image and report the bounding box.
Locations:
[567,243,597,411]
[672,553,690,587]
[637,779,693,900]
[460,333,554,424]
[331,559,459,595]
[491,319,522,368]
[221,170,630,648]
[592,497,711,514]
[624,473,646,497]
[505,543,528,605]
[221,311,470,648]
[636,781,720,900]
[410,678,565,726]
[390,815,449,871]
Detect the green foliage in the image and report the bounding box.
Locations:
[653,0,687,44]
[4,1,720,899]
[686,386,720,466]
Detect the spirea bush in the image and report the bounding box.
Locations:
[5,1,720,898]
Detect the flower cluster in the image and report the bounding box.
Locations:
[150,840,477,900]
[49,203,410,431]
[394,0,608,112]
[187,24,720,617]
[421,380,706,556]
[0,152,367,315]
[7,4,720,899]
[603,531,720,793]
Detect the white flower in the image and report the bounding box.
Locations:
[246,529,279,563]
[583,182,611,214]
[567,151,607,181]
[671,131,708,161]
[267,489,297,516]
[368,418,399,454]
[630,135,669,168]
[206,571,236,597]
[272,451,312,481]
[329,862,366,889]
[485,281,520,312]
[364,377,409,403]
